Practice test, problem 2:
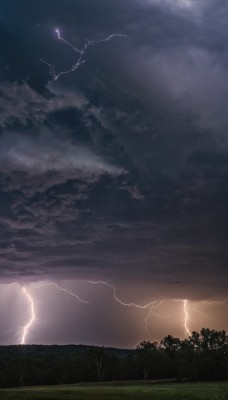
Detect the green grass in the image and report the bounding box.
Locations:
[1,382,228,400]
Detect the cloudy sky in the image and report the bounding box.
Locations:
[0,0,228,347]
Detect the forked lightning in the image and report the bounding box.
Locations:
[20,280,228,344]
[40,28,126,81]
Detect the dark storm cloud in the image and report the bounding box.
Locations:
[0,82,87,127]
[0,0,228,304]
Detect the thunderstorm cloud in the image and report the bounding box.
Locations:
[0,0,227,346]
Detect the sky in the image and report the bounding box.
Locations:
[0,0,228,347]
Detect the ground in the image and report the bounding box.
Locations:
[0,382,228,400]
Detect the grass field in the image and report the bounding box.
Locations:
[1,382,228,400]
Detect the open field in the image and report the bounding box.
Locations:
[1,382,228,400]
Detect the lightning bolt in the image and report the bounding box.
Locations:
[178,298,228,337]
[88,281,170,333]
[19,280,228,344]
[173,299,191,337]
[144,307,172,333]
[20,280,169,343]
[20,283,88,345]
[40,28,127,81]
[202,300,228,306]
[183,299,191,336]
[31,282,88,304]
[88,281,163,309]
[21,287,35,345]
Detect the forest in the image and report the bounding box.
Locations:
[0,328,227,388]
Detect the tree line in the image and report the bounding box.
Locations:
[0,328,228,387]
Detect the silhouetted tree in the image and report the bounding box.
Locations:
[89,346,109,381]
[136,341,158,380]
[161,335,181,359]
[0,329,228,388]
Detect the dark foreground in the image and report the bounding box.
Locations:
[1,382,228,400]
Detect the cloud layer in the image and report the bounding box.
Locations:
[0,0,227,344]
